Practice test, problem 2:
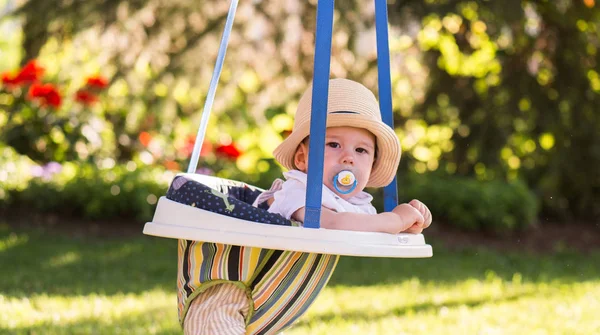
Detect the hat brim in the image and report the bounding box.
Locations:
[273,113,401,188]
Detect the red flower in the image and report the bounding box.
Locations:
[85,76,108,89]
[75,90,99,105]
[215,143,242,160]
[139,132,152,147]
[182,136,196,156]
[2,73,18,85]
[200,140,213,157]
[27,83,62,108]
[163,160,180,171]
[2,60,45,86]
[181,135,213,157]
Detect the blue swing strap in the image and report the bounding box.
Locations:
[374,0,399,212]
[187,0,239,174]
[303,0,335,229]
[304,0,399,228]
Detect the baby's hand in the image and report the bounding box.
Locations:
[391,203,425,234]
[409,199,432,229]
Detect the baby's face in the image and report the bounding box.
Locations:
[297,126,376,199]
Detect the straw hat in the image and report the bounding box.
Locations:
[273,78,401,188]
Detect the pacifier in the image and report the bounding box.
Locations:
[333,170,357,195]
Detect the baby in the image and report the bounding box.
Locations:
[256,78,432,233]
[183,78,432,335]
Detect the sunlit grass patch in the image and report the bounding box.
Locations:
[289,279,600,335]
[0,290,179,334]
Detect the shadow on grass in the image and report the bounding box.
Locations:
[295,288,537,327]
[1,225,598,299]
[0,224,177,298]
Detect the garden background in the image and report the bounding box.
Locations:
[0,0,599,334]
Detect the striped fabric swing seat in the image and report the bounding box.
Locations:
[164,173,339,334]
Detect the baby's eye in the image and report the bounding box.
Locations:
[326,142,340,148]
[356,147,369,154]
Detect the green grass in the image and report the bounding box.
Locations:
[0,223,599,335]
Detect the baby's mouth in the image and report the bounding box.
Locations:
[332,170,357,195]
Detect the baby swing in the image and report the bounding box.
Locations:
[143,0,432,258]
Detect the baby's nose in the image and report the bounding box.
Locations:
[341,154,354,165]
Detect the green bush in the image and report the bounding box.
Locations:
[1,145,539,231]
[397,173,539,233]
[0,145,37,204]
[3,161,171,221]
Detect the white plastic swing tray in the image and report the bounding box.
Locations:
[144,196,432,258]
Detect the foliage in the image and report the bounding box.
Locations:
[1,225,599,334]
[0,60,111,162]
[0,154,172,221]
[399,1,600,220]
[397,172,539,233]
[18,164,168,221]
[1,144,538,232]
[0,0,598,221]
[0,143,37,204]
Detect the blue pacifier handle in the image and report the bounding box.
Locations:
[333,174,357,195]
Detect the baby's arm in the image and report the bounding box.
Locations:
[291,204,424,234]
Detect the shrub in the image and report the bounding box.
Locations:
[3,160,171,221]
[1,61,111,163]
[397,173,539,233]
[0,145,37,204]
[1,146,539,231]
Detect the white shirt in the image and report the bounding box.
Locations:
[253,170,377,221]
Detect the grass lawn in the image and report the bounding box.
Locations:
[0,222,599,335]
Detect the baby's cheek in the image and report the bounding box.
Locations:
[357,173,370,190]
[359,165,374,184]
